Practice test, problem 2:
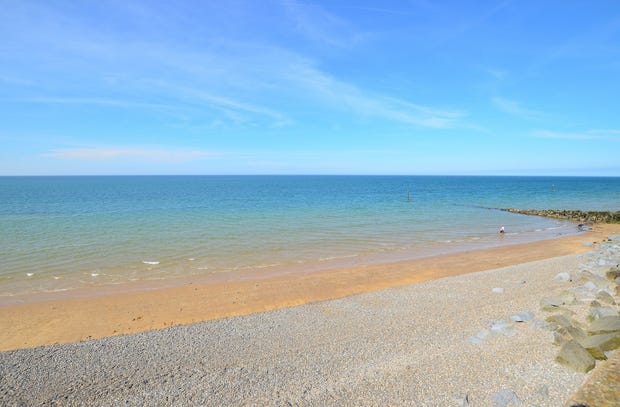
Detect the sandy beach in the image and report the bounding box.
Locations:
[0,224,615,352]
[1,223,618,405]
[1,224,619,405]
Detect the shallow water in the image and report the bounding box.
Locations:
[1,175,618,297]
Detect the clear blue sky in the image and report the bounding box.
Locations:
[1,1,619,175]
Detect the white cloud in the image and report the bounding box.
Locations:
[532,130,620,140]
[281,1,363,48]
[492,97,544,120]
[290,64,465,128]
[43,147,217,162]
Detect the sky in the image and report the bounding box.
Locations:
[1,1,619,176]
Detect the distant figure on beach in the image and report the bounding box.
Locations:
[499,226,505,234]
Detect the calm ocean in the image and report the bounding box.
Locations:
[1,176,619,298]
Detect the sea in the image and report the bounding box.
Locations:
[1,175,619,300]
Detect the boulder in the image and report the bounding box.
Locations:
[606,267,620,282]
[556,340,596,373]
[546,314,573,328]
[588,306,619,322]
[554,272,571,282]
[595,290,616,305]
[589,316,620,334]
[510,312,534,323]
[540,297,565,311]
[579,333,620,360]
[491,389,520,407]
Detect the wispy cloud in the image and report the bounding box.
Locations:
[492,97,544,120]
[281,1,363,48]
[290,64,465,128]
[486,68,508,80]
[140,79,294,127]
[43,147,218,162]
[9,97,182,111]
[531,129,620,140]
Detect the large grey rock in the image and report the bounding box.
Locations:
[552,329,569,346]
[556,340,596,373]
[510,312,534,323]
[578,271,610,289]
[490,320,515,336]
[492,389,520,406]
[596,290,617,305]
[588,306,619,322]
[579,333,620,360]
[554,272,571,282]
[540,297,564,311]
[546,314,573,328]
[606,267,620,282]
[530,319,558,331]
[558,291,577,304]
[589,316,620,334]
[565,325,588,343]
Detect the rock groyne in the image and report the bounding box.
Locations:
[500,209,620,224]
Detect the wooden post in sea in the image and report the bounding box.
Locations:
[407,189,411,202]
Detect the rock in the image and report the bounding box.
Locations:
[552,329,569,346]
[546,314,573,328]
[556,340,596,373]
[499,209,620,224]
[540,297,564,311]
[565,325,588,343]
[474,329,497,342]
[579,333,620,360]
[537,384,549,399]
[531,319,558,331]
[588,306,619,322]
[455,394,469,406]
[491,389,520,407]
[559,291,576,304]
[578,272,610,289]
[595,290,617,305]
[589,316,620,334]
[468,336,484,345]
[554,272,571,282]
[492,287,505,294]
[606,267,620,282]
[510,312,534,323]
[490,320,515,336]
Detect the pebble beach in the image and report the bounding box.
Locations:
[2,225,619,406]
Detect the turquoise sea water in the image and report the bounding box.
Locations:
[1,176,619,299]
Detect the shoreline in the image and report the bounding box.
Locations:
[1,223,617,352]
[3,236,617,405]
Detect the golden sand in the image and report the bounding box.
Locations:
[1,224,617,352]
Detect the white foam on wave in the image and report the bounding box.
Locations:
[91,273,99,277]
[188,258,195,261]
[26,273,34,277]
[142,261,160,265]
[196,266,209,270]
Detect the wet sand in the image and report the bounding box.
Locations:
[0,224,617,352]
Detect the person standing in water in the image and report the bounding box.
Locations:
[499,226,505,234]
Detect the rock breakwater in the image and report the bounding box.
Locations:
[539,234,620,374]
[500,209,620,224]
